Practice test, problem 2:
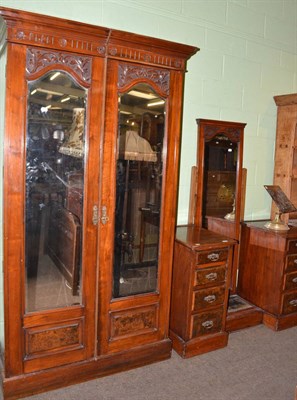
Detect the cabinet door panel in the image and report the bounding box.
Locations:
[4,44,104,374]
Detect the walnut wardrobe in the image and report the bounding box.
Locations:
[0,7,198,399]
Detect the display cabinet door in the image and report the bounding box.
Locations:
[3,44,104,374]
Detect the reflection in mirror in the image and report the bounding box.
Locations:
[113,83,165,298]
[203,134,237,226]
[25,70,87,312]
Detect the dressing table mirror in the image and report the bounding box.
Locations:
[188,119,262,331]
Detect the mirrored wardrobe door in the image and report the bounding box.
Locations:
[113,82,165,298]
[17,48,103,373]
[25,70,87,312]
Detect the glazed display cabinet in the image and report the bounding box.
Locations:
[0,7,198,399]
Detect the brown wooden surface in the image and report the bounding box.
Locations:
[170,226,235,357]
[0,6,198,398]
[272,93,297,223]
[237,220,297,330]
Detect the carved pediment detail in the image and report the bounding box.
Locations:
[15,29,106,56]
[108,45,183,70]
[204,126,241,142]
[26,48,92,83]
[118,63,170,95]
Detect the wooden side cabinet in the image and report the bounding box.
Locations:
[237,221,297,331]
[0,7,198,399]
[170,225,236,358]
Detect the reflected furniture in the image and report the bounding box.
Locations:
[238,220,297,331]
[170,225,236,357]
[0,7,198,399]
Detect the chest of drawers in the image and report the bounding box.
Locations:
[237,221,297,330]
[169,225,236,358]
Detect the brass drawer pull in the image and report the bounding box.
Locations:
[289,299,297,307]
[207,253,219,262]
[294,259,297,264]
[202,320,214,329]
[204,294,216,303]
[205,272,218,281]
[292,277,297,283]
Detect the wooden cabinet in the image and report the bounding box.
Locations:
[170,225,235,358]
[237,221,297,331]
[0,7,198,399]
[271,93,297,224]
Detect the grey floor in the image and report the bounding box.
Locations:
[1,324,296,400]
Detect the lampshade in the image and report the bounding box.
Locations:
[118,130,157,162]
[59,108,85,158]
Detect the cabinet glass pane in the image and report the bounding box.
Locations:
[113,83,165,298]
[203,135,237,223]
[25,71,87,312]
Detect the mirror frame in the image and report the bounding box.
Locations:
[193,118,246,241]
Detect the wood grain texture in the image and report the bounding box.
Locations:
[170,226,235,357]
[237,220,297,330]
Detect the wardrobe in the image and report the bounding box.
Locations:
[0,7,198,399]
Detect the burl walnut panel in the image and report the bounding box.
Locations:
[110,305,158,339]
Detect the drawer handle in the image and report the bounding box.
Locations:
[289,299,297,307]
[207,253,219,262]
[204,294,216,303]
[202,320,214,329]
[205,272,218,281]
[292,277,297,283]
[294,260,297,264]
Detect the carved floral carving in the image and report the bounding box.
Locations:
[118,63,170,94]
[26,48,92,83]
[204,126,241,142]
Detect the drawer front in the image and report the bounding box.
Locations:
[284,271,297,291]
[287,240,297,254]
[282,292,297,314]
[191,308,223,338]
[286,254,297,272]
[196,249,228,265]
[193,286,225,311]
[195,265,226,286]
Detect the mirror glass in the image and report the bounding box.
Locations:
[203,134,238,226]
[25,71,87,312]
[113,83,165,298]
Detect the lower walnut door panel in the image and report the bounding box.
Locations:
[23,308,86,373]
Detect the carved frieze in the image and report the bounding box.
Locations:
[108,44,183,70]
[26,47,92,83]
[14,28,106,56]
[118,63,170,94]
[204,125,241,142]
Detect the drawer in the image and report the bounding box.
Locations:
[195,265,226,286]
[191,308,223,338]
[282,292,297,315]
[287,240,297,254]
[196,249,228,265]
[286,254,297,272]
[283,271,297,291]
[192,286,225,311]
